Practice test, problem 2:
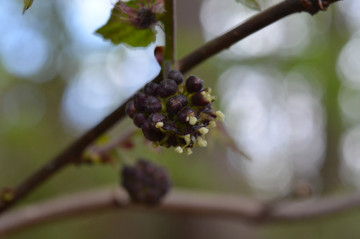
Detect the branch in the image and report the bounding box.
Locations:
[1,188,359,236]
[178,0,339,72]
[0,0,340,214]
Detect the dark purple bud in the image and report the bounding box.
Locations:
[157,79,178,98]
[121,159,171,204]
[162,121,181,134]
[183,124,201,136]
[166,95,189,116]
[197,105,216,120]
[191,92,210,106]
[125,101,137,118]
[144,82,159,96]
[164,134,178,147]
[186,76,203,93]
[142,122,165,142]
[133,92,147,112]
[145,96,162,113]
[148,113,166,129]
[177,107,195,123]
[168,70,183,85]
[200,104,213,114]
[133,113,148,128]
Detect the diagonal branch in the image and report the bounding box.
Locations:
[0,0,340,214]
[1,188,360,236]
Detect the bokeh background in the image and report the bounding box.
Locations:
[0,0,359,238]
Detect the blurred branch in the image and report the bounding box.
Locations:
[0,0,340,214]
[178,0,340,72]
[1,188,360,236]
[79,128,136,165]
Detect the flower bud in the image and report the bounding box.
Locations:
[148,113,166,130]
[162,121,181,134]
[166,95,188,116]
[125,101,137,118]
[133,92,147,112]
[191,91,210,106]
[164,134,178,147]
[145,96,162,112]
[168,70,183,85]
[177,107,195,123]
[133,113,148,128]
[144,82,159,96]
[157,79,178,97]
[186,76,203,92]
[142,122,165,142]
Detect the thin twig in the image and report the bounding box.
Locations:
[1,188,360,236]
[87,128,136,156]
[0,0,340,214]
[80,128,136,164]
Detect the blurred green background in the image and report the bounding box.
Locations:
[1,0,360,238]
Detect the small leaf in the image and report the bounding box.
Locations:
[95,1,157,47]
[23,0,34,14]
[235,0,261,11]
[96,22,156,47]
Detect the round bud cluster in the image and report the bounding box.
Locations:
[121,159,171,205]
[126,70,225,155]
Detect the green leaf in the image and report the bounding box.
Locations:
[96,22,156,47]
[95,2,157,47]
[235,0,261,11]
[23,0,34,14]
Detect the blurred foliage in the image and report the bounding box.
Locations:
[235,0,261,11]
[96,0,163,47]
[1,0,359,238]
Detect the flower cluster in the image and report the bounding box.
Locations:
[121,159,170,204]
[126,70,224,155]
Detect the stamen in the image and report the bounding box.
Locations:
[208,121,217,128]
[155,122,164,128]
[189,116,197,125]
[215,111,225,122]
[175,146,183,154]
[199,127,209,135]
[184,134,191,144]
[197,136,208,147]
[185,148,193,155]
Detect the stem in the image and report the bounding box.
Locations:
[1,188,360,236]
[163,0,176,64]
[0,0,340,214]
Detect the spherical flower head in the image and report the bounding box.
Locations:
[121,159,171,204]
[126,70,225,155]
[115,0,165,30]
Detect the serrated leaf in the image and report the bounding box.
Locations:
[235,0,261,11]
[95,1,157,47]
[23,0,34,14]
